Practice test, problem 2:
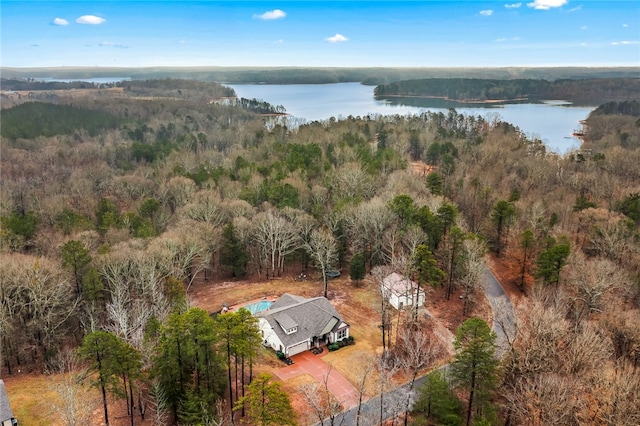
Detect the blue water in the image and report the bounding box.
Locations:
[243,300,272,315]
[230,83,595,155]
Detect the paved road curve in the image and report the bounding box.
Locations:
[317,266,516,426]
[483,267,517,357]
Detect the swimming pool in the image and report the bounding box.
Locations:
[243,300,272,315]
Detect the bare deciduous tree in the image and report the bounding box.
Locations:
[299,364,344,426]
[46,349,99,426]
[459,236,486,316]
[396,326,441,426]
[252,210,300,278]
[507,372,582,426]
[374,354,401,426]
[332,162,375,202]
[591,360,640,426]
[352,353,377,426]
[148,225,211,291]
[566,251,628,315]
[306,227,338,298]
[372,265,395,356]
[346,198,394,271]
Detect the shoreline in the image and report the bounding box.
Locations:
[375,93,530,104]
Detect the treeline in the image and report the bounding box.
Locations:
[375,77,640,104]
[0,78,118,91]
[3,66,640,85]
[591,99,640,116]
[233,97,286,114]
[0,102,124,140]
[120,78,235,102]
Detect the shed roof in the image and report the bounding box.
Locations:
[382,272,423,296]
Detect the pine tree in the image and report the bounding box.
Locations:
[535,236,570,286]
[235,373,297,426]
[220,222,248,278]
[450,318,498,426]
[413,370,462,425]
[349,252,366,284]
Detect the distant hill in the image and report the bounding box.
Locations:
[2,66,639,85]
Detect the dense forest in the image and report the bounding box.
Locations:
[374,77,640,104]
[1,77,639,425]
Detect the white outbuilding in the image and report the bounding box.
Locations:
[382,272,425,310]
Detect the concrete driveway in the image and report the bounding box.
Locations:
[274,349,360,409]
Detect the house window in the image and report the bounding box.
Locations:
[337,328,347,340]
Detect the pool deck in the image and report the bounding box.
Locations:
[223,295,279,314]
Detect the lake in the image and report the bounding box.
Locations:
[230,83,595,155]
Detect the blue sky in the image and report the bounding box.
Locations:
[1,1,638,68]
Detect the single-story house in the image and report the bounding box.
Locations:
[382,272,425,310]
[0,380,17,426]
[256,293,350,357]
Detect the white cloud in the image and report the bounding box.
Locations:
[255,9,286,20]
[527,0,567,10]
[611,40,640,46]
[76,15,106,25]
[581,25,588,30]
[326,33,348,43]
[99,41,129,48]
[496,36,521,42]
[52,17,69,26]
[505,3,522,9]
[480,9,494,16]
[275,39,284,44]
[623,23,629,27]
[568,5,582,12]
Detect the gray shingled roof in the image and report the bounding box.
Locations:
[0,379,15,423]
[273,312,298,330]
[256,293,348,348]
[269,293,306,310]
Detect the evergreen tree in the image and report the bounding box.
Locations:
[490,200,516,256]
[349,252,366,284]
[220,222,248,278]
[233,308,263,417]
[79,331,141,426]
[60,239,91,295]
[535,236,571,286]
[154,308,226,423]
[387,194,417,231]
[235,373,297,426]
[413,370,463,426]
[412,244,444,321]
[426,172,444,196]
[450,318,498,426]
